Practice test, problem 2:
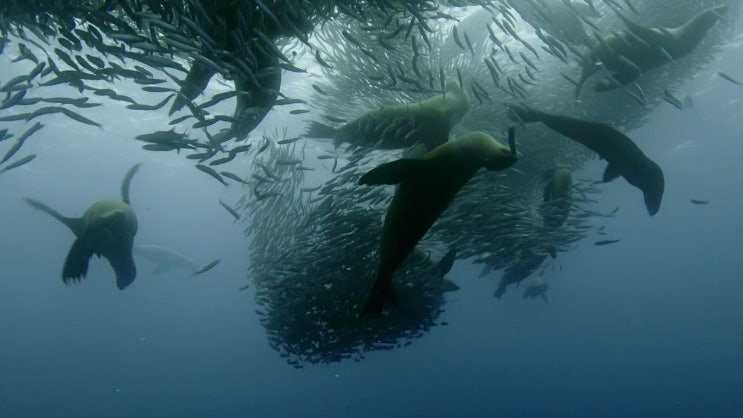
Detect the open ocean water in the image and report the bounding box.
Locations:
[1,1,743,417]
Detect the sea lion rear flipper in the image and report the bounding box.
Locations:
[62,238,91,283]
[107,249,137,290]
[305,121,338,141]
[441,279,460,293]
[602,163,621,182]
[359,159,428,185]
[363,281,397,314]
[120,163,142,205]
[494,284,505,300]
[24,198,85,237]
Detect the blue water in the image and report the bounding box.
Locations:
[2,23,743,418]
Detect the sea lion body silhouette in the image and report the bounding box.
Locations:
[360,130,518,313]
[25,164,141,289]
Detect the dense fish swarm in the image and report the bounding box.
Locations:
[0,0,739,366]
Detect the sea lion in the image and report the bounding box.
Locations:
[24,164,141,289]
[494,251,546,300]
[169,1,311,142]
[509,105,664,216]
[523,277,550,304]
[307,80,469,151]
[576,5,727,96]
[540,167,573,229]
[360,130,519,313]
[511,0,599,47]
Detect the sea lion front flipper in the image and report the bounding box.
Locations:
[603,163,621,182]
[433,248,457,277]
[120,163,142,205]
[169,63,216,115]
[24,198,85,237]
[62,238,92,283]
[107,247,137,290]
[359,159,428,185]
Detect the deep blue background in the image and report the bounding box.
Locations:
[2,22,743,418]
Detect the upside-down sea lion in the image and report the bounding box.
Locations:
[24,164,141,289]
[509,105,664,216]
[576,5,727,96]
[307,80,470,151]
[359,130,519,313]
[523,277,550,304]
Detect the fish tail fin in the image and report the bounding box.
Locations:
[62,238,91,283]
[541,294,549,304]
[24,198,85,237]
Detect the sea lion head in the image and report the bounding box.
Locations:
[638,159,665,216]
[442,79,470,126]
[85,200,138,253]
[456,131,518,171]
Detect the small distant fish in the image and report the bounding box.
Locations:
[594,239,620,246]
[238,284,250,291]
[196,164,227,186]
[219,199,241,220]
[0,154,36,173]
[690,199,709,205]
[718,72,741,85]
[220,171,248,185]
[289,109,311,115]
[193,259,220,275]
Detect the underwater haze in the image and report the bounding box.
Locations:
[2,1,743,417]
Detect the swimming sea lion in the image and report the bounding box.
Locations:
[509,105,664,216]
[360,130,518,313]
[494,251,546,300]
[169,0,309,142]
[24,164,141,289]
[512,0,599,47]
[523,277,550,304]
[307,80,469,151]
[576,5,727,96]
[541,167,573,229]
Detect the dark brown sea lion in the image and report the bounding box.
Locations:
[510,105,664,216]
